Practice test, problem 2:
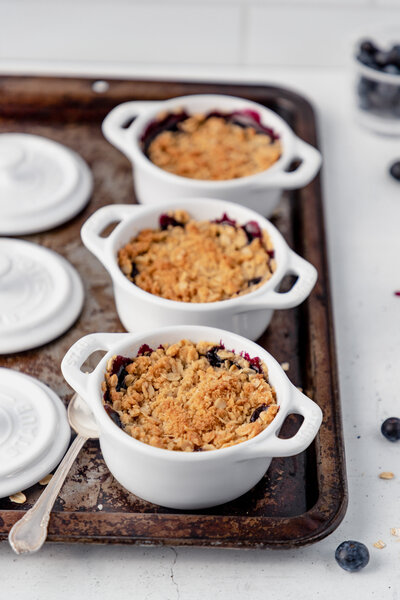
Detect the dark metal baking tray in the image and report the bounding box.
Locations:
[0,76,347,548]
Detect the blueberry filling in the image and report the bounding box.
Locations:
[212,213,237,227]
[141,111,189,154]
[241,351,263,374]
[110,355,131,376]
[242,221,262,243]
[159,214,185,230]
[248,277,262,286]
[130,262,139,279]
[250,404,268,422]
[141,109,280,157]
[104,404,123,428]
[115,367,129,392]
[137,343,154,356]
[205,346,224,368]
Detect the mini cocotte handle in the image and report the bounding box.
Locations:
[239,250,317,311]
[102,100,161,159]
[254,137,321,190]
[81,204,146,266]
[61,333,128,403]
[238,387,322,460]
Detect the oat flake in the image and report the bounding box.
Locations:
[9,492,26,504]
[379,471,394,480]
[39,474,53,485]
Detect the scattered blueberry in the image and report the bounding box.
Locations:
[381,417,400,441]
[206,346,224,367]
[159,214,184,230]
[389,160,400,181]
[250,404,268,422]
[335,540,370,572]
[137,344,154,356]
[104,404,122,428]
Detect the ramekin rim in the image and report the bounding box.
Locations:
[126,93,296,186]
[102,198,291,310]
[86,325,292,461]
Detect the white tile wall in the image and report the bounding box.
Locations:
[1,0,400,68]
[246,5,400,67]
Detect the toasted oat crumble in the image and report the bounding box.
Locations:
[146,112,282,180]
[102,340,278,451]
[118,210,275,303]
[373,540,386,549]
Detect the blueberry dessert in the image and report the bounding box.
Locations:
[335,540,370,572]
[356,38,400,117]
[102,340,278,451]
[118,210,276,303]
[141,110,282,180]
[381,417,400,441]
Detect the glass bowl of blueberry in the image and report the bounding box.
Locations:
[355,30,400,134]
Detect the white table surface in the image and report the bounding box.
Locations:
[1,63,400,599]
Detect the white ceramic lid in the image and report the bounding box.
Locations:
[0,133,93,235]
[0,239,84,354]
[0,369,71,498]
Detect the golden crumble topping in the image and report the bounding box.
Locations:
[118,210,275,303]
[102,340,278,451]
[146,113,282,180]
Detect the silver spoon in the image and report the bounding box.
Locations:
[8,393,99,555]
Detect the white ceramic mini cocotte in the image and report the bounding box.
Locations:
[81,199,317,341]
[102,94,322,216]
[61,325,323,509]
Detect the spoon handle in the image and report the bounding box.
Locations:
[8,434,88,554]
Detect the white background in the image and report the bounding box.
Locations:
[1,2,400,598]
